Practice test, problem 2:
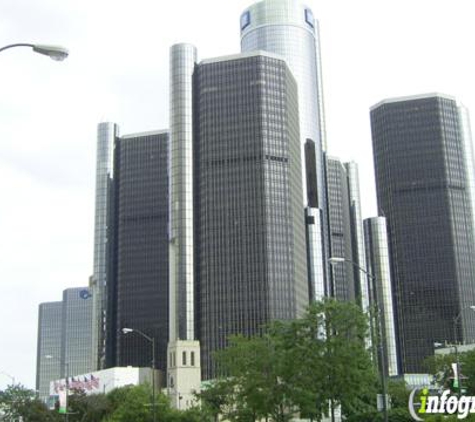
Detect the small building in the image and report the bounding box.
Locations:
[49,366,163,398]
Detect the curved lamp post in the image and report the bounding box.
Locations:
[0,43,69,61]
[329,256,389,422]
[121,327,156,422]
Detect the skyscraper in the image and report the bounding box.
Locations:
[324,158,369,307]
[91,122,118,370]
[193,51,308,379]
[241,0,329,303]
[36,302,62,400]
[345,162,370,312]
[364,217,399,377]
[62,287,94,379]
[370,93,475,372]
[107,130,169,373]
[36,287,94,401]
[327,157,356,301]
[167,44,201,409]
[169,44,197,343]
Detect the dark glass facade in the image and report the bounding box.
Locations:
[36,301,62,400]
[106,131,169,373]
[194,53,308,379]
[326,157,355,301]
[371,94,475,373]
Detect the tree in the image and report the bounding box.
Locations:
[214,334,295,421]
[386,378,410,410]
[0,384,60,421]
[197,379,235,421]
[211,299,377,421]
[425,348,475,396]
[424,352,455,391]
[105,384,152,422]
[105,384,187,422]
[460,350,475,395]
[67,390,111,421]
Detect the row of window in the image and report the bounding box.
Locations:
[169,350,196,368]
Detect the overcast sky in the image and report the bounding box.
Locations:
[1,0,474,390]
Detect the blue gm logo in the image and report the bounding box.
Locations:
[79,289,92,300]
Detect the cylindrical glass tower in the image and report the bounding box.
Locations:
[241,0,327,206]
[169,43,198,342]
[92,121,118,370]
[364,217,399,376]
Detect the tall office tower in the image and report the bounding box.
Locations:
[345,162,370,312]
[169,43,197,342]
[91,122,118,370]
[364,217,399,376]
[194,51,308,379]
[61,287,94,379]
[106,130,169,373]
[305,140,326,300]
[324,158,369,307]
[36,302,62,400]
[326,157,355,301]
[168,43,201,409]
[370,93,475,373]
[241,0,329,300]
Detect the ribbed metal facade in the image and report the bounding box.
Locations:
[327,157,355,301]
[371,93,475,372]
[91,122,117,370]
[364,217,399,377]
[305,206,326,301]
[169,44,198,342]
[345,162,370,313]
[194,52,308,379]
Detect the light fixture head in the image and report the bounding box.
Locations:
[121,328,134,334]
[32,44,69,61]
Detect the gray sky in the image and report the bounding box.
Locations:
[0,0,474,390]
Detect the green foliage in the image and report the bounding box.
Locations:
[346,407,413,422]
[425,348,475,395]
[0,384,60,421]
[208,299,378,421]
[424,352,455,391]
[68,390,111,421]
[105,384,153,422]
[460,350,475,395]
[387,378,410,409]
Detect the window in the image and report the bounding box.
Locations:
[182,351,187,365]
[191,351,195,366]
[304,8,314,28]
[240,11,251,30]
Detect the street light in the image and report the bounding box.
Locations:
[45,355,70,421]
[121,327,156,422]
[0,43,69,60]
[329,256,389,422]
[452,305,475,395]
